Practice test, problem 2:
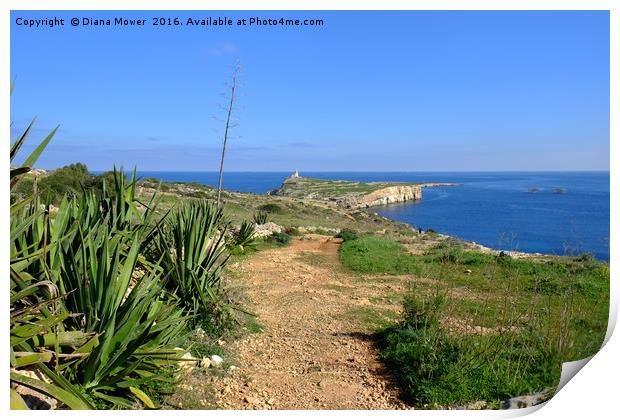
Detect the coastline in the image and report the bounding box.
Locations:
[26,171,609,261]
[134,174,606,262]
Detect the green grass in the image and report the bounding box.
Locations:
[185,340,229,361]
[378,319,560,408]
[339,235,609,407]
[336,228,358,242]
[339,236,420,274]
[242,312,264,334]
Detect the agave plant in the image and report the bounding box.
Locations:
[10,84,93,409]
[51,214,187,406]
[10,114,187,407]
[10,83,232,409]
[252,210,269,225]
[231,220,257,251]
[152,201,230,322]
[14,172,189,407]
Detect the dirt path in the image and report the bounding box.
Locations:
[215,234,408,409]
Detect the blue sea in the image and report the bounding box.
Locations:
[126,171,610,261]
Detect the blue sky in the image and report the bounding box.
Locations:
[10,10,609,171]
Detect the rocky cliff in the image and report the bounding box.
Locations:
[337,185,422,209]
[271,175,460,209]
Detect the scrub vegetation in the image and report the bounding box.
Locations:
[339,236,609,407]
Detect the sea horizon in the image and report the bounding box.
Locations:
[89,169,610,173]
[92,170,610,261]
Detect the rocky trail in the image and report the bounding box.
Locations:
[211,234,408,409]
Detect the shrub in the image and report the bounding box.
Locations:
[9,101,95,409]
[38,163,98,202]
[401,293,445,330]
[10,162,129,205]
[267,231,291,246]
[527,277,561,294]
[10,176,34,203]
[285,226,300,236]
[336,228,358,242]
[9,86,240,410]
[186,190,208,199]
[576,253,594,262]
[425,249,494,266]
[495,251,513,264]
[258,203,283,214]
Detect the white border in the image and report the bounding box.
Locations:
[2,1,616,419]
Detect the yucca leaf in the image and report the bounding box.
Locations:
[14,351,53,367]
[11,167,31,179]
[10,389,29,410]
[73,334,100,355]
[10,193,34,215]
[30,330,94,349]
[92,391,134,409]
[129,386,157,409]
[10,371,91,410]
[22,125,59,168]
[10,117,35,162]
[10,312,70,346]
[84,316,115,383]
[10,348,17,367]
[10,281,57,303]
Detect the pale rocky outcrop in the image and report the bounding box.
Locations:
[175,348,197,373]
[297,226,340,235]
[227,222,284,241]
[253,222,284,239]
[339,185,422,209]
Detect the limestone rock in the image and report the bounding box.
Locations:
[502,389,552,409]
[179,351,197,372]
[341,185,422,209]
[244,396,259,404]
[253,222,284,239]
[210,355,224,366]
